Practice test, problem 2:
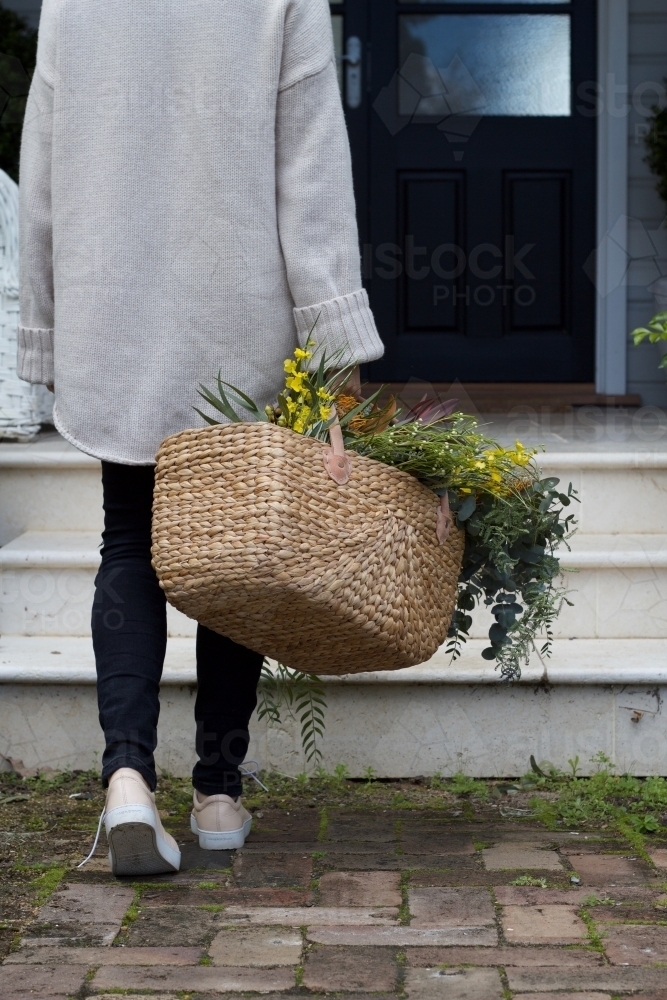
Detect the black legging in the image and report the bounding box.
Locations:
[92,462,263,797]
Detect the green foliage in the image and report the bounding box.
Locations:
[333,763,350,785]
[444,476,577,681]
[0,4,37,182]
[197,353,576,684]
[578,905,606,953]
[317,806,329,841]
[196,332,371,439]
[631,311,667,367]
[117,886,143,941]
[526,755,667,836]
[449,772,489,800]
[13,863,66,906]
[349,416,577,681]
[510,875,548,887]
[398,870,412,925]
[643,82,667,205]
[257,659,325,763]
[23,815,46,831]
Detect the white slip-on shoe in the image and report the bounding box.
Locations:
[102,768,181,876]
[190,790,252,850]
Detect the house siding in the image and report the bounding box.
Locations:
[626,0,667,406]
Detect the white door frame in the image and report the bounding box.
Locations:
[595,0,629,395]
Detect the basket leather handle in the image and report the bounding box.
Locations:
[436,491,453,544]
[322,412,452,545]
[323,412,352,485]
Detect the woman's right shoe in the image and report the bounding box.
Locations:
[104,768,181,876]
[190,790,252,850]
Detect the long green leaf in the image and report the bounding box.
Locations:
[337,388,383,429]
[220,380,270,421]
[193,407,222,427]
[197,384,242,422]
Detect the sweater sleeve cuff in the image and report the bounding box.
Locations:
[293,289,384,368]
[17,326,55,385]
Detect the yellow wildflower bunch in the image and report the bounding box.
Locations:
[478,441,535,495]
[266,340,339,435]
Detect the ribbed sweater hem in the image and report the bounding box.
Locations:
[17,326,55,385]
[293,289,384,369]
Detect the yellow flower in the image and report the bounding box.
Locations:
[294,347,312,361]
[284,359,297,375]
[286,372,307,392]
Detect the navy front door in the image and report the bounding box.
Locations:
[334,0,597,383]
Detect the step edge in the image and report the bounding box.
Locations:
[559,552,667,568]
[0,553,101,568]
[2,551,666,570]
[541,453,667,469]
[0,452,100,468]
[2,660,667,687]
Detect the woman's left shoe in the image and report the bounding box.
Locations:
[104,768,181,876]
[190,790,252,850]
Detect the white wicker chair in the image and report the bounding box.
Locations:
[0,168,53,441]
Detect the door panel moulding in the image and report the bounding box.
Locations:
[595,0,629,396]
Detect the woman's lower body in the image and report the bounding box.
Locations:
[90,462,263,872]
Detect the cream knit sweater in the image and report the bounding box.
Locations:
[18,0,383,464]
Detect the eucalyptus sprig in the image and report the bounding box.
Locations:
[258,660,326,763]
[446,477,578,681]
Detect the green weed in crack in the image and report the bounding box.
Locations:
[527,753,667,844]
[398,871,412,926]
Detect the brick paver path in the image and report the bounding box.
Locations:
[3,809,667,998]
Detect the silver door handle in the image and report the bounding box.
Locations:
[343,36,362,65]
[345,36,362,109]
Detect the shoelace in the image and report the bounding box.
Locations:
[239,760,269,792]
[77,807,106,869]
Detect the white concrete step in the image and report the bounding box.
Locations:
[1,634,666,686]
[539,452,667,536]
[0,531,196,637]
[1,635,665,778]
[2,431,667,541]
[2,530,666,640]
[0,433,102,545]
[2,427,666,779]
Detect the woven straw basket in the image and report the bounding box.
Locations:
[152,422,464,675]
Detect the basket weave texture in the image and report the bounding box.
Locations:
[152,423,464,675]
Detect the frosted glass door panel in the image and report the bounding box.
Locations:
[399,14,571,116]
